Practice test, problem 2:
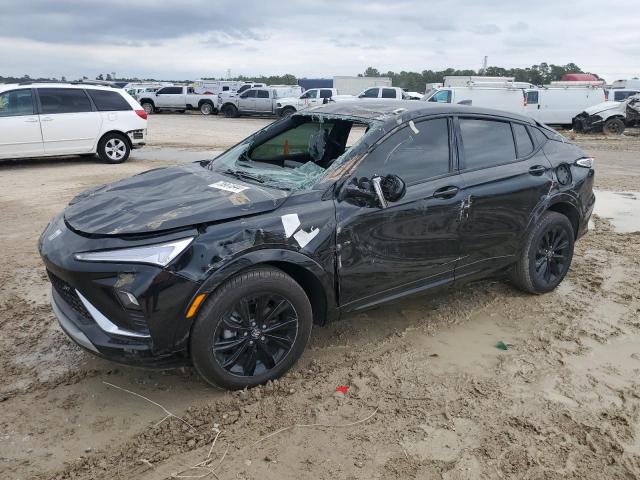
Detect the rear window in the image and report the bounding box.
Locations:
[512,123,534,157]
[38,88,92,114]
[526,91,539,104]
[87,90,131,111]
[319,89,333,99]
[459,119,516,169]
[381,88,396,99]
[613,90,638,101]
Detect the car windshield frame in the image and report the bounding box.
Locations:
[204,114,377,192]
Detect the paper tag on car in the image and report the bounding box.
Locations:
[209,181,248,193]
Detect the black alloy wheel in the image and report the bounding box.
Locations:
[534,227,571,286]
[213,294,298,377]
[190,267,312,389]
[509,211,575,294]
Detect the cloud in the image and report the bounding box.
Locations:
[0,0,637,82]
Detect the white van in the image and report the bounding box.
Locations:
[424,86,525,113]
[523,87,606,125]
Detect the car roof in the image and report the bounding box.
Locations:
[0,83,121,93]
[303,100,536,125]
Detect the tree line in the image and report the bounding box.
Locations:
[362,63,597,92]
[1,62,597,93]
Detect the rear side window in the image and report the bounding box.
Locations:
[87,90,131,111]
[459,119,516,169]
[38,88,92,114]
[381,88,396,99]
[256,90,270,99]
[0,89,34,117]
[361,88,379,98]
[359,117,450,184]
[512,123,534,157]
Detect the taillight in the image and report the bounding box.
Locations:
[135,109,148,120]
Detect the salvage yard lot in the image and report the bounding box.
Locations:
[1,114,640,479]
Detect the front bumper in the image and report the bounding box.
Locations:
[40,215,199,368]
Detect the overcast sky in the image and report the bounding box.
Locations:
[0,0,638,83]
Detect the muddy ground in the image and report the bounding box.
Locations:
[1,114,639,479]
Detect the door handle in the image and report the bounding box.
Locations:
[433,186,460,199]
[25,118,39,123]
[40,117,53,122]
[529,165,547,176]
[537,104,541,110]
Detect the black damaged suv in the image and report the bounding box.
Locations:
[39,101,595,389]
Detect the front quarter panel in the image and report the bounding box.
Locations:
[171,188,338,348]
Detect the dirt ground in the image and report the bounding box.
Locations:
[1,114,639,480]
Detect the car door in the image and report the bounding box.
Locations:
[238,89,257,111]
[0,88,43,159]
[254,89,272,112]
[300,89,320,108]
[336,116,465,309]
[455,116,553,280]
[37,88,102,155]
[523,90,541,121]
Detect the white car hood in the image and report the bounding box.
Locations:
[585,100,624,116]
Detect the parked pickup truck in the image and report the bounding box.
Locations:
[219,86,303,118]
[276,88,354,116]
[138,86,218,115]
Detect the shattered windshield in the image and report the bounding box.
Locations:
[206,115,371,191]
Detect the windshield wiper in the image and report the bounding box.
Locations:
[222,169,265,184]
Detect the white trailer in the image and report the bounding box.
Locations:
[424,85,526,113]
[333,76,392,96]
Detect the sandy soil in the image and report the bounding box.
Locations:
[1,115,639,479]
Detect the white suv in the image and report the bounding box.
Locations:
[0,82,147,163]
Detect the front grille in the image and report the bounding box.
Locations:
[48,272,92,322]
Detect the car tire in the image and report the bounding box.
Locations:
[509,211,574,294]
[223,104,239,118]
[190,267,313,390]
[603,117,625,135]
[200,102,213,115]
[141,102,154,115]
[97,133,131,164]
[280,107,296,117]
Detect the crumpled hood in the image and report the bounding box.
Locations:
[64,163,289,236]
[584,100,624,116]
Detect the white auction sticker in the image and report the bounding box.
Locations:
[208,181,248,193]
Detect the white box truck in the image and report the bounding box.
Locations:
[333,76,392,96]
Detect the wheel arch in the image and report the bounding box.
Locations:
[96,129,131,151]
[198,99,214,107]
[546,201,580,239]
[195,249,337,326]
[139,98,155,107]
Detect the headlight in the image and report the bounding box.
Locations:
[575,157,595,168]
[74,237,194,267]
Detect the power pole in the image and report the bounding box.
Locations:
[481,56,488,75]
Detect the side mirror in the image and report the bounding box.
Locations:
[338,175,406,208]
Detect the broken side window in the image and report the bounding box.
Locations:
[356,118,451,184]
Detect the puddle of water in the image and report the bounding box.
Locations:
[593,190,640,233]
